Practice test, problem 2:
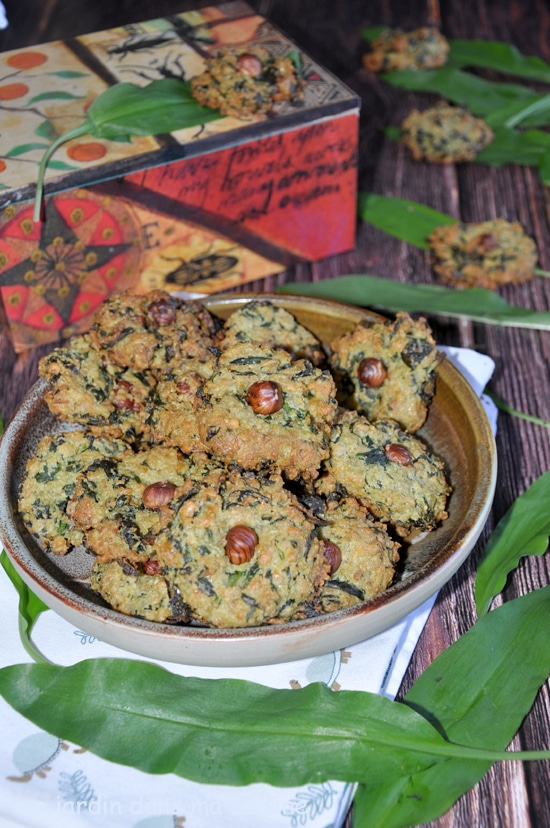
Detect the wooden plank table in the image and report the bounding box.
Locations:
[1,1,550,825]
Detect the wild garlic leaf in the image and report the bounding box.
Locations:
[486,391,550,429]
[82,79,221,139]
[447,38,550,84]
[384,67,539,119]
[353,585,550,828]
[475,471,550,616]
[476,126,550,179]
[0,655,548,797]
[361,25,385,43]
[33,78,223,221]
[357,193,454,248]
[0,659,498,788]
[0,551,50,664]
[278,275,550,330]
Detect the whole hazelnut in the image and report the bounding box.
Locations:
[323,540,342,575]
[142,481,176,510]
[246,380,283,415]
[224,525,258,565]
[148,298,177,326]
[143,559,161,575]
[358,357,387,388]
[384,443,413,466]
[236,53,263,77]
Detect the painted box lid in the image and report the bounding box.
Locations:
[0,1,359,204]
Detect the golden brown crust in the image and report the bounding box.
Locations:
[191,47,303,118]
[314,497,400,612]
[428,218,538,289]
[316,411,450,539]
[400,102,494,163]
[329,312,442,433]
[364,27,449,72]
[197,342,338,481]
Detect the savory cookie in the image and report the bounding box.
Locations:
[316,411,451,538]
[146,359,215,453]
[428,218,538,289]
[221,300,326,366]
[400,102,494,163]
[18,430,128,555]
[363,26,449,72]
[314,496,400,612]
[197,342,338,480]
[89,290,221,375]
[152,469,329,628]
[90,559,180,624]
[329,312,442,433]
[191,47,303,118]
[38,333,155,443]
[68,447,223,565]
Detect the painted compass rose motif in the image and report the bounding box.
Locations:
[0,189,142,350]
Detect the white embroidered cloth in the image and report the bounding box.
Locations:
[0,347,497,828]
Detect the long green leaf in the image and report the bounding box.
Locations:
[0,551,50,664]
[32,79,223,221]
[385,120,550,184]
[353,586,550,827]
[0,655,548,794]
[475,471,550,617]
[476,125,550,167]
[448,38,550,83]
[83,79,221,139]
[278,275,550,330]
[358,193,454,249]
[384,67,539,119]
[487,391,550,429]
[486,93,550,129]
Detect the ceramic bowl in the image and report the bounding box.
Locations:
[0,293,496,666]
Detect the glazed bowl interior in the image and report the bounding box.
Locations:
[0,293,496,666]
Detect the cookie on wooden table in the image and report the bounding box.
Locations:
[428,217,538,289]
[363,27,449,72]
[400,102,494,163]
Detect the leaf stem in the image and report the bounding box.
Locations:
[17,613,54,665]
[33,122,90,222]
[534,267,550,279]
[486,390,550,428]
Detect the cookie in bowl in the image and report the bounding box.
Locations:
[196,341,338,481]
[329,312,442,433]
[316,410,451,539]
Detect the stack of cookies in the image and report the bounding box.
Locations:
[19,292,451,628]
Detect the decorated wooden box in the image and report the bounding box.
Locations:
[0,1,359,352]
